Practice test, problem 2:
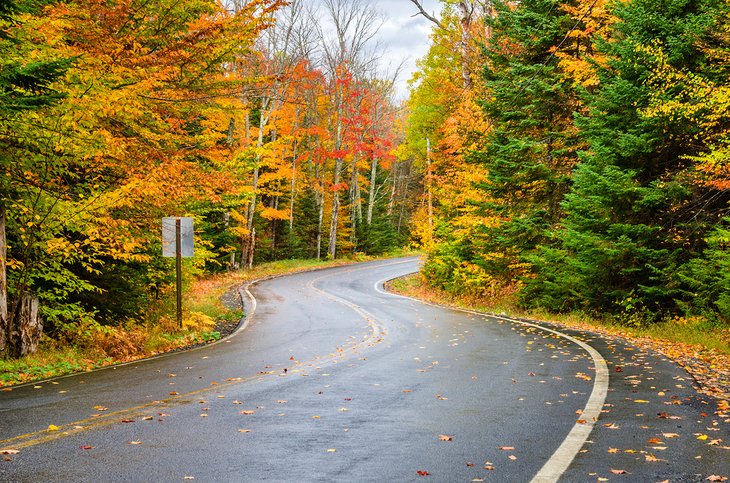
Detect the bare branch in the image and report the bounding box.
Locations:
[409,0,444,29]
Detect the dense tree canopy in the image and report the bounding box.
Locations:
[408,0,730,326]
[0,0,417,357]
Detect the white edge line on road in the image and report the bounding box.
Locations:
[374,273,609,483]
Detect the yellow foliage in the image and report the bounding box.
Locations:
[182,312,216,332]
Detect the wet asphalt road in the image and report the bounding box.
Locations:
[0,257,728,482]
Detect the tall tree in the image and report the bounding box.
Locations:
[525,0,730,319]
[319,0,383,259]
[0,0,73,356]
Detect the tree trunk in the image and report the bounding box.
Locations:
[0,204,7,354]
[458,1,474,90]
[427,137,433,228]
[8,290,43,358]
[328,157,342,259]
[367,154,378,225]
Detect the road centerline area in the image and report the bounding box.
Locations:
[1,258,726,482]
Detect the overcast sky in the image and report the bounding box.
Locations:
[373,0,442,100]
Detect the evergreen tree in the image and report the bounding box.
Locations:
[525,0,730,320]
[472,0,582,283]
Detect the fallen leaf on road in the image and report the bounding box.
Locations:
[47,425,60,431]
[608,448,620,453]
[498,446,515,451]
[240,410,255,415]
[416,470,430,476]
[484,465,495,470]
[706,476,728,482]
[129,441,143,445]
[93,406,108,411]
[80,445,93,450]
[508,455,517,461]
[634,400,650,403]
[663,433,679,438]
[327,448,337,453]
[610,469,628,474]
[238,429,252,433]
[697,434,709,441]
[0,449,19,455]
[645,454,662,462]
[648,438,663,445]
[169,392,178,396]
[439,435,453,441]
[121,419,135,423]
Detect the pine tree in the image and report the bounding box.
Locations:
[525,0,730,320]
[472,0,582,283]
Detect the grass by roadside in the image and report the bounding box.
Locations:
[388,272,730,404]
[0,251,415,388]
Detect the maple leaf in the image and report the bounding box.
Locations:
[416,470,430,476]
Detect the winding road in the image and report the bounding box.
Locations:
[1,257,728,482]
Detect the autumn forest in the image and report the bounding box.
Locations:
[1,0,729,360]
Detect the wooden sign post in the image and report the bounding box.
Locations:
[162,217,194,328]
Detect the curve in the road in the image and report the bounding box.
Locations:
[373,271,609,483]
[2,258,608,482]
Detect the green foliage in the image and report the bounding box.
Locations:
[468,0,582,282]
[524,0,729,320]
[676,219,730,321]
[416,0,730,327]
